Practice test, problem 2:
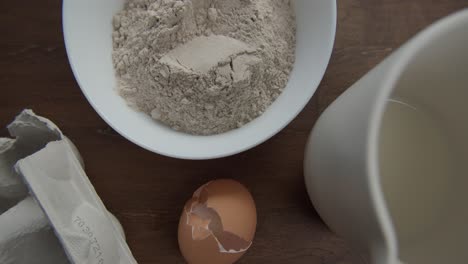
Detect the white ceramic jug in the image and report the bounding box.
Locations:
[304,9,468,264]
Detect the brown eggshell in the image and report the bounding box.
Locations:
[178,179,256,264]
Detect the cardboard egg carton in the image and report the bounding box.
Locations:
[0,110,136,264]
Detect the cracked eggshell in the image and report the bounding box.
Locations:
[178,179,256,264]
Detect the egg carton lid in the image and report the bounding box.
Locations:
[0,110,136,264]
[0,109,64,213]
[16,139,137,264]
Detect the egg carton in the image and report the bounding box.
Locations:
[0,110,137,264]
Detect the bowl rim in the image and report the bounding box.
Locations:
[62,0,337,160]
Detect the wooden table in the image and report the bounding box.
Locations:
[1,1,466,263]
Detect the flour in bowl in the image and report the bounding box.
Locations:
[112,0,296,135]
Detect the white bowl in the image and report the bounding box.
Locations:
[63,0,336,160]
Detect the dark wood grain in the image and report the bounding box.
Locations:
[1,1,466,263]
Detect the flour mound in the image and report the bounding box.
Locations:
[113,0,296,135]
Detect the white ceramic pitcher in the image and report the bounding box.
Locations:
[304,9,468,264]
